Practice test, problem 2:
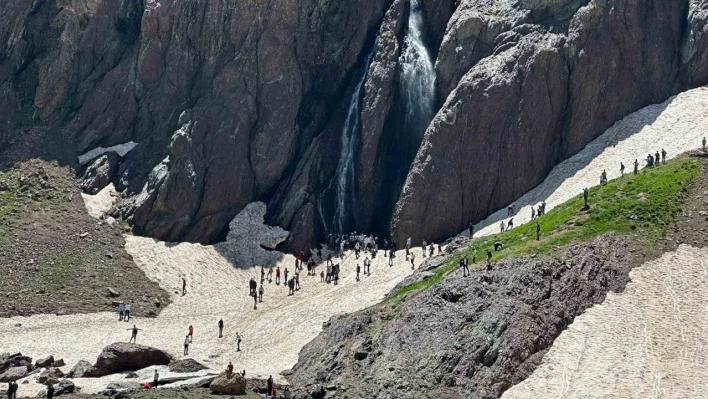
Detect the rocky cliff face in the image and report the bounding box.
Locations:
[1,0,707,252]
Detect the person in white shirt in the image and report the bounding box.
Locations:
[183,335,190,355]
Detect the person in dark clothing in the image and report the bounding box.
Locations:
[267,376,274,396]
[288,278,295,296]
[429,244,434,257]
[468,222,474,238]
[356,264,361,281]
[218,319,224,338]
[284,268,289,286]
[388,248,394,266]
[661,148,667,164]
[46,383,54,399]
[258,284,264,302]
[253,293,257,310]
[620,162,625,177]
[634,159,639,175]
[320,270,325,282]
[486,249,492,264]
[182,277,187,296]
[275,267,281,284]
[655,151,661,166]
[536,222,541,241]
[128,325,140,343]
[462,256,470,277]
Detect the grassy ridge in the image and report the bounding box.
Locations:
[390,155,702,302]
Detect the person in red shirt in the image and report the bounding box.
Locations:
[188,325,194,342]
[227,362,234,374]
[275,267,281,284]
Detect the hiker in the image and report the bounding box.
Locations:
[429,244,434,257]
[258,284,264,302]
[261,266,265,283]
[500,220,505,233]
[218,319,224,338]
[188,325,194,342]
[227,362,234,374]
[236,332,242,351]
[268,266,273,282]
[127,325,140,343]
[389,248,394,266]
[494,242,503,251]
[536,222,541,241]
[267,376,274,397]
[647,153,654,167]
[704,137,707,152]
[468,221,475,238]
[356,264,361,281]
[288,278,295,296]
[326,253,333,267]
[531,207,536,221]
[124,303,131,321]
[620,162,625,177]
[182,277,187,296]
[284,268,289,286]
[462,255,470,277]
[472,247,477,264]
[320,270,325,282]
[383,240,389,257]
[655,151,661,166]
[184,334,190,355]
[153,369,159,388]
[583,187,589,209]
[7,381,17,399]
[507,218,514,231]
[486,249,492,264]
[339,240,345,258]
[46,382,54,399]
[366,258,371,275]
[406,237,412,258]
[410,252,415,269]
[253,292,257,310]
[295,272,300,290]
[661,149,667,164]
[422,240,427,257]
[634,159,639,175]
[275,266,281,284]
[507,204,514,216]
[118,302,124,321]
[600,169,607,185]
[541,201,547,215]
[326,264,332,282]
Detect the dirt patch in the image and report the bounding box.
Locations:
[0,159,169,317]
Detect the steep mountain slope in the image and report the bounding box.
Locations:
[1,0,708,252]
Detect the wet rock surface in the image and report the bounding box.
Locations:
[290,235,635,399]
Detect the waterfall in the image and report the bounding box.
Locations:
[319,49,375,235]
[400,0,436,136]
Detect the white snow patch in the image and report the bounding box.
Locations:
[78,141,138,165]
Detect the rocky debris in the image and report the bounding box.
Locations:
[53,379,75,395]
[0,354,32,374]
[87,343,172,377]
[34,356,54,368]
[215,202,289,267]
[67,360,92,378]
[107,288,120,298]
[0,366,31,383]
[291,235,635,399]
[80,153,120,195]
[210,371,247,395]
[168,359,208,373]
[52,359,65,368]
[124,372,138,379]
[38,368,64,384]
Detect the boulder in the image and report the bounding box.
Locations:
[0,354,32,374]
[38,368,64,384]
[209,371,247,395]
[124,372,139,379]
[67,360,92,378]
[87,343,172,377]
[54,379,75,395]
[168,359,208,373]
[80,153,120,195]
[107,288,120,298]
[0,365,30,382]
[52,359,66,368]
[34,355,54,368]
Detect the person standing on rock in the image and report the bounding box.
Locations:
[188,325,194,342]
[127,325,140,343]
[236,332,242,351]
[258,284,264,302]
[153,369,159,388]
[227,362,234,374]
[183,334,190,355]
[182,277,187,296]
[218,319,224,338]
[275,266,281,285]
[634,159,639,175]
[405,237,412,258]
[124,303,131,322]
[620,162,625,177]
[118,302,124,321]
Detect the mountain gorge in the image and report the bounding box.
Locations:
[1,0,707,252]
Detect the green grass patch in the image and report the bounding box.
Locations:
[387,155,702,306]
[33,245,100,292]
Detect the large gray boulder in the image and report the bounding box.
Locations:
[38,368,64,384]
[34,356,54,368]
[168,359,208,373]
[0,365,30,382]
[0,353,32,374]
[87,343,172,377]
[209,371,246,395]
[67,360,92,378]
[54,379,76,395]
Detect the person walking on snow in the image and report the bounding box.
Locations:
[356,264,361,281]
[620,162,625,177]
[258,284,264,302]
[128,325,140,343]
[153,369,159,388]
[633,159,639,175]
[507,218,514,231]
[218,319,224,338]
[253,292,257,310]
[188,325,193,342]
[118,303,124,321]
[183,334,190,355]
[704,137,707,152]
[124,303,131,322]
[468,222,474,238]
[182,277,187,296]
[661,149,667,164]
[268,266,273,282]
[406,237,412,258]
[410,252,416,269]
[422,240,427,257]
[275,266,281,284]
[500,220,505,233]
[236,332,242,351]
[284,268,289,286]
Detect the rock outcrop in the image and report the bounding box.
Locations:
[87,343,172,377]
[80,153,120,195]
[290,235,634,398]
[67,360,92,378]
[209,371,247,395]
[168,359,208,373]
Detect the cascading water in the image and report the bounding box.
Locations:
[400,0,436,136]
[318,49,375,235]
